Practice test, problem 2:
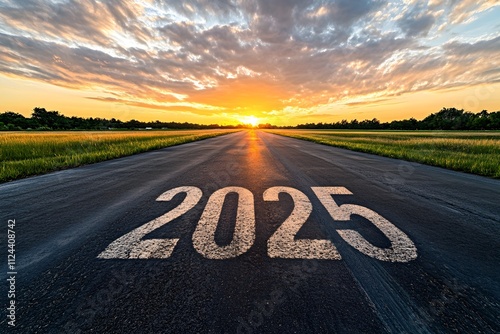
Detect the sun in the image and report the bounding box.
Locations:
[239,115,260,127]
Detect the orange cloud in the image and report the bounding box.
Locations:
[188,78,286,115]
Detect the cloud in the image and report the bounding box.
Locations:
[87,96,224,115]
[345,98,391,107]
[397,6,436,37]
[446,0,499,24]
[0,0,498,119]
[0,0,149,48]
[443,35,500,56]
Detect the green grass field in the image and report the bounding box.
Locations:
[267,129,500,178]
[0,130,237,183]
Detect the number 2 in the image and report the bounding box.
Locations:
[264,187,341,259]
[98,186,202,259]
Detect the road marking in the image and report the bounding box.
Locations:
[192,187,255,259]
[97,186,202,259]
[98,186,417,262]
[312,187,417,262]
[264,186,341,259]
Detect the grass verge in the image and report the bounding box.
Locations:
[0,130,238,183]
[267,129,500,178]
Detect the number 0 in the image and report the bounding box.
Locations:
[192,187,255,259]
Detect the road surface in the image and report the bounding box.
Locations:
[1,130,499,333]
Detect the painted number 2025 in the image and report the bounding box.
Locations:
[98,186,417,262]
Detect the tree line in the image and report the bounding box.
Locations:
[0,107,244,130]
[291,108,500,130]
[0,107,499,131]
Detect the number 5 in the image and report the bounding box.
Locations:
[312,187,417,262]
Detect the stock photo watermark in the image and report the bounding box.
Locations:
[462,85,496,111]
[6,219,17,327]
[236,259,318,334]
[63,265,171,333]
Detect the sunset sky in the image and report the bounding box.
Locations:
[0,0,499,126]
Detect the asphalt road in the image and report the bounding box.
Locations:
[1,130,499,333]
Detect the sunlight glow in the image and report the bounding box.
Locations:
[239,115,260,127]
[0,2,498,125]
